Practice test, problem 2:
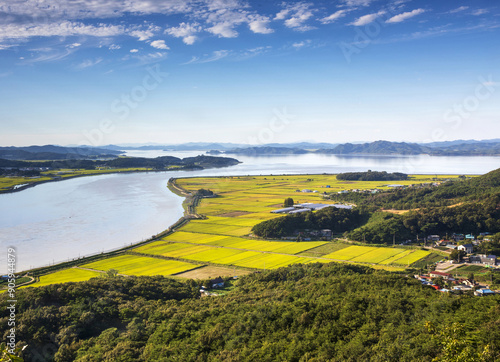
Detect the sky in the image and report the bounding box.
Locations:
[0,0,499,147]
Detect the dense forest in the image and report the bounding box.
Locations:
[252,206,370,238]
[336,170,408,181]
[1,263,499,361]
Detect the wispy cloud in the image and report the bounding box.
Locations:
[130,49,139,53]
[386,9,425,24]
[108,44,120,50]
[350,11,386,26]
[275,2,316,31]
[320,10,348,24]
[472,9,488,16]
[184,49,231,64]
[449,6,469,14]
[292,39,312,49]
[75,58,103,70]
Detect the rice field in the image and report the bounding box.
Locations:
[324,245,430,265]
[82,254,201,276]
[22,268,101,288]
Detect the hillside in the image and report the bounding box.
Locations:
[225,146,309,155]
[2,263,498,361]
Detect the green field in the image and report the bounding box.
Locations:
[28,174,443,288]
[23,268,101,288]
[323,245,430,265]
[82,254,201,276]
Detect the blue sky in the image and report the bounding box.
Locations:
[0,0,499,146]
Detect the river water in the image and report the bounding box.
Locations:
[1,152,499,272]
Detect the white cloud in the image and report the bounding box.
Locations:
[1,0,192,20]
[165,22,201,45]
[248,16,273,34]
[206,23,239,38]
[341,0,374,6]
[449,6,469,14]
[292,40,312,49]
[350,11,386,26]
[386,9,425,24]
[0,21,125,41]
[320,10,347,24]
[75,58,103,70]
[130,49,139,53]
[129,24,161,41]
[67,42,81,48]
[276,2,316,31]
[109,44,120,50]
[150,40,169,50]
[472,9,488,16]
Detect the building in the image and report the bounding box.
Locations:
[427,235,440,242]
[210,277,225,289]
[469,254,497,266]
[271,207,296,214]
[458,244,474,254]
[474,288,496,297]
[429,271,453,281]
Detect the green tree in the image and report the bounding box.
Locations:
[283,197,294,207]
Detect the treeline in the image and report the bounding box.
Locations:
[0,155,240,171]
[332,168,500,210]
[336,170,408,181]
[346,195,500,244]
[252,206,370,238]
[1,263,499,361]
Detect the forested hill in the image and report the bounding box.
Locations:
[0,155,240,171]
[2,263,499,361]
[334,167,500,210]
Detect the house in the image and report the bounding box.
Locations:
[427,235,440,242]
[337,190,348,194]
[271,207,296,214]
[458,244,474,254]
[321,229,332,240]
[210,277,224,289]
[301,189,312,193]
[474,288,496,297]
[465,234,475,240]
[429,271,452,281]
[469,254,497,266]
[452,233,465,241]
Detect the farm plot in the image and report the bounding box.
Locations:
[24,268,101,288]
[389,250,431,266]
[350,248,406,264]
[82,254,201,276]
[323,246,378,261]
[180,222,252,237]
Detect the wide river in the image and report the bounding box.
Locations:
[1,151,499,272]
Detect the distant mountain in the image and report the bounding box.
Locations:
[318,141,430,155]
[225,147,309,155]
[318,140,500,156]
[0,145,122,160]
[422,139,500,147]
[264,142,338,149]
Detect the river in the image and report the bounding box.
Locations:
[1,152,499,272]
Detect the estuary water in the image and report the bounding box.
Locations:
[1,152,499,272]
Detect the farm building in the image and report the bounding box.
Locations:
[270,203,353,214]
[474,288,496,296]
[210,277,225,289]
[458,244,474,254]
[469,254,497,266]
[429,271,453,281]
